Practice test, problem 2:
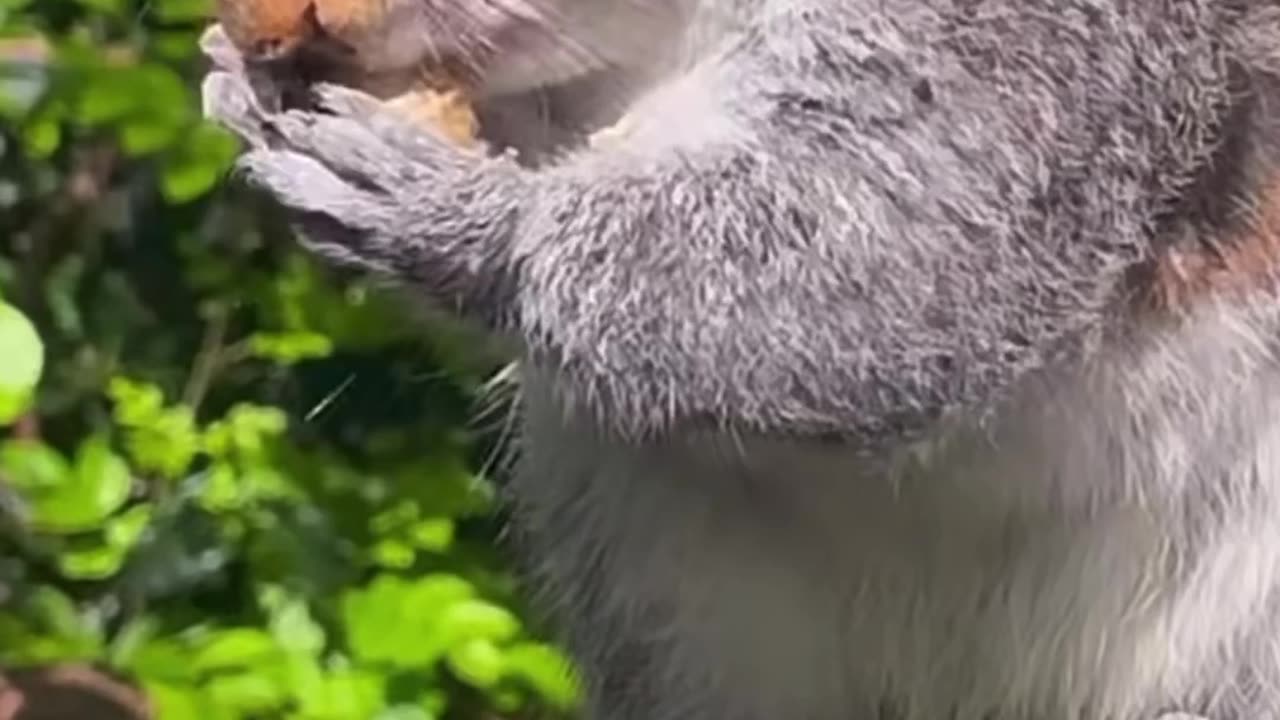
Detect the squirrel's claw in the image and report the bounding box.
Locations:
[236,147,404,277]
[199,24,244,72]
[202,70,271,149]
[266,110,418,187]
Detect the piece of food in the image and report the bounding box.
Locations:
[212,0,479,146]
[387,70,480,147]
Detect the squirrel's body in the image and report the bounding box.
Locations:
[203,0,1280,717]
[518,301,1280,719]
[507,7,1280,715]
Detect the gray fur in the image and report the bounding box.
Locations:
[203,1,1280,717]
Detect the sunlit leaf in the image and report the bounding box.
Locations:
[342,574,476,668]
[205,671,290,715]
[23,436,132,534]
[502,642,583,710]
[143,681,209,720]
[439,599,520,645]
[59,544,126,579]
[445,638,503,689]
[192,628,282,674]
[0,300,43,423]
[0,440,70,491]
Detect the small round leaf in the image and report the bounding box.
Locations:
[0,301,44,424]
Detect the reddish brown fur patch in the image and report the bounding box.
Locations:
[1148,176,1280,311]
[217,0,314,55]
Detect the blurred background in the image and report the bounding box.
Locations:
[0,1,579,718]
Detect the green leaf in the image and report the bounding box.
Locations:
[144,681,211,720]
[265,594,325,656]
[151,0,215,23]
[280,652,326,710]
[75,73,139,126]
[438,599,520,644]
[54,502,154,579]
[0,300,44,423]
[27,586,86,637]
[44,255,86,338]
[26,436,133,533]
[144,683,200,720]
[371,538,416,569]
[106,616,160,671]
[74,0,129,17]
[198,462,242,512]
[490,688,524,713]
[106,503,154,549]
[14,586,104,661]
[109,66,191,157]
[316,667,386,719]
[374,706,435,720]
[370,501,418,535]
[445,638,503,689]
[22,114,60,158]
[73,437,132,510]
[342,574,476,668]
[248,331,335,365]
[107,378,200,479]
[203,404,288,459]
[0,440,70,491]
[192,628,281,674]
[129,406,199,479]
[107,377,165,426]
[390,452,494,519]
[409,518,455,552]
[160,122,239,202]
[57,543,127,580]
[122,638,198,684]
[501,642,582,710]
[205,671,290,715]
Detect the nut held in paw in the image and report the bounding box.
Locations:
[211,0,480,147]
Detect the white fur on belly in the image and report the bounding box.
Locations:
[513,300,1280,719]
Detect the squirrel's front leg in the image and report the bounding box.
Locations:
[202,69,525,327]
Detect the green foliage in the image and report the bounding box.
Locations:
[0,300,43,422]
[0,0,578,718]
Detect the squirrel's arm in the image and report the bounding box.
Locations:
[204,1,1255,444]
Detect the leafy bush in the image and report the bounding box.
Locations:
[0,1,578,718]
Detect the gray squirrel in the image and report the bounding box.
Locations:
[201,0,1280,717]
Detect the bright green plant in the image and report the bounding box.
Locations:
[0,299,43,423]
[0,0,578,718]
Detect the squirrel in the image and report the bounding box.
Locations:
[202,1,1280,718]
[212,0,480,146]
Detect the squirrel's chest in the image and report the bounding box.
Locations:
[511,323,1280,718]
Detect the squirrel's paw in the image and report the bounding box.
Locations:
[203,68,521,284]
